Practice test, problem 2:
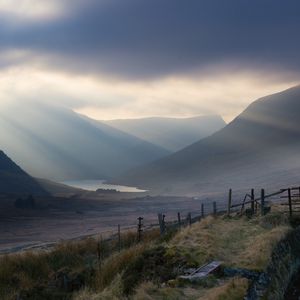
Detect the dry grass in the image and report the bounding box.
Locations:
[0,211,291,299]
[93,243,148,291]
[169,213,290,270]
[133,277,248,300]
[0,228,161,300]
[73,274,124,300]
[200,277,249,300]
[133,281,189,300]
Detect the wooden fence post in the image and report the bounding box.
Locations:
[213,201,217,215]
[118,224,121,252]
[260,189,265,216]
[187,212,192,226]
[97,235,103,271]
[137,217,143,242]
[158,213,165,235]
[288,188,293,217]
[201,203,204,218]
[227,189,232,216]
[177,212,181,227]
[251,189,255,214]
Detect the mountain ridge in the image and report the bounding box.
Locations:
[0,150,47,195]
[115,85,300,194]
[0,101,170,181]
[104,115,226,151]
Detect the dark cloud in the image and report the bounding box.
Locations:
[1,0,300,79]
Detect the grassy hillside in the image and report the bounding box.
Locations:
[0,208,293,299]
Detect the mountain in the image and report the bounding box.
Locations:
[0,150,46,195]
[0,101,170,181]
[104,115,226,151]
[116,85,300,194]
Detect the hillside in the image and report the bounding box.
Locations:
[0,150,46,195]
[104,115,226,151]
[117,85,300,194]
[0,207,296,299]
[0,101,170,181]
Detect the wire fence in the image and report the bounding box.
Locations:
[91,185,300,255]
[3,186,299,255]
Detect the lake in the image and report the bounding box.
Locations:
[62,179,146,193]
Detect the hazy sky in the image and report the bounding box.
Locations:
[0,0,299,121]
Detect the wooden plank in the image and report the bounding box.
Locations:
[180,261,222,280]
[280,195,299,199]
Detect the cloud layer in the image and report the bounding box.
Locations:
[1,0,299,78]
[0,0,299,121]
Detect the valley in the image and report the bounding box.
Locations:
[0,191,217,254]
[0,2,299,298]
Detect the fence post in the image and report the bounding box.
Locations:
[137,217,143,242]
[97,235,103,271]
[260,189,265,216]
[177,212,181,227]
[118,224,121,252]
[201,203,204,218]
[187,212,192,226]
[251,189,255,214]
[158,213,165,236]
[227,189,232,216]
[213,201,217,215]
[288,188,293,217]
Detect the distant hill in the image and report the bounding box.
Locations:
[0,102,170,181]
[104,115,226,151]
[116,85,300,194]
[0,150,46,195]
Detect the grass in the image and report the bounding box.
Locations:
[0,210,293,299]
[0,228,160,300]
[168,213,291,270]
[133,277,249,300]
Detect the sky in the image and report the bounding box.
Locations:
[0,0,300,122]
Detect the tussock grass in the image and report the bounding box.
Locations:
[0,228,161,300]
[133,277,248,300]
[0,211,292,299]
[93,243,148,291]
[73,274,124,300]
[133,281,186,300]
[169,213,291,270]
[201,277,249,300]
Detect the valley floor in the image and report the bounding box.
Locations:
[0,192,223,254]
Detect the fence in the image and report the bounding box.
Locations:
[96,185,300,255]
[227,186,300,217]
[12,186,296,257]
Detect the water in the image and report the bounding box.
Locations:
[62,179,146,193]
